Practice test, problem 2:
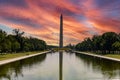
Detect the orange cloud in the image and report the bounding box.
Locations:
[0,0,120,46]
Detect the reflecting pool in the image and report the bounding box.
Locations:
[0,52,120,80]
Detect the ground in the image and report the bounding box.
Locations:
[0,51,44,61]
[105,54,120,59]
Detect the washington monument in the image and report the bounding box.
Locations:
[59,14,63,48]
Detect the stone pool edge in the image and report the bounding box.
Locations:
[0,51,50,66]
[74,51,120,62]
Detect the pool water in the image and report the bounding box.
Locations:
[0,52,120,80]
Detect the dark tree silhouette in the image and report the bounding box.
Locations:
[0,29,47,54]
[13,29,25,51]
[75,32,120,54]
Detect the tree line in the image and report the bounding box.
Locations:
[0,29,47,54]
[75,32,120,54]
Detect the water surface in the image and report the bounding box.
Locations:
[0,52,120,80]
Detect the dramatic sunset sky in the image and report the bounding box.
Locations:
[0,0,120,46]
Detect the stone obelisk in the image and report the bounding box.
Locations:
[59,14,63,48]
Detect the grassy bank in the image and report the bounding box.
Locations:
[79,51,120,59]
[0,51,44,61]
[105,54,120,59]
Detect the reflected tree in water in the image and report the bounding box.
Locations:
[75,53,120,79]
[0,54,46,80]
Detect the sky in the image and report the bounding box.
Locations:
[0,0,120,46]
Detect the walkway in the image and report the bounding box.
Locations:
[74,51,120,62]
[0,51,49,66]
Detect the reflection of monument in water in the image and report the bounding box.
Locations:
[59,14,63,80]
[59,51,63,80]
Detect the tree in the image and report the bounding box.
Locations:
[92,35,105,53]
[28,37,46,51]
[102,32,119,53]
[0,29,7,53]
[75,32,120,54]
[112,41,120,51]
[1,38,11,53]
[13,29,25,51]
[0,29,47,54]
[7,35,20,52]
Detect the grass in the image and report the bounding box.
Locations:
[0,51,44,61]
[105,54,120,59]
[81,51,120,59]
[53,48,70,51]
